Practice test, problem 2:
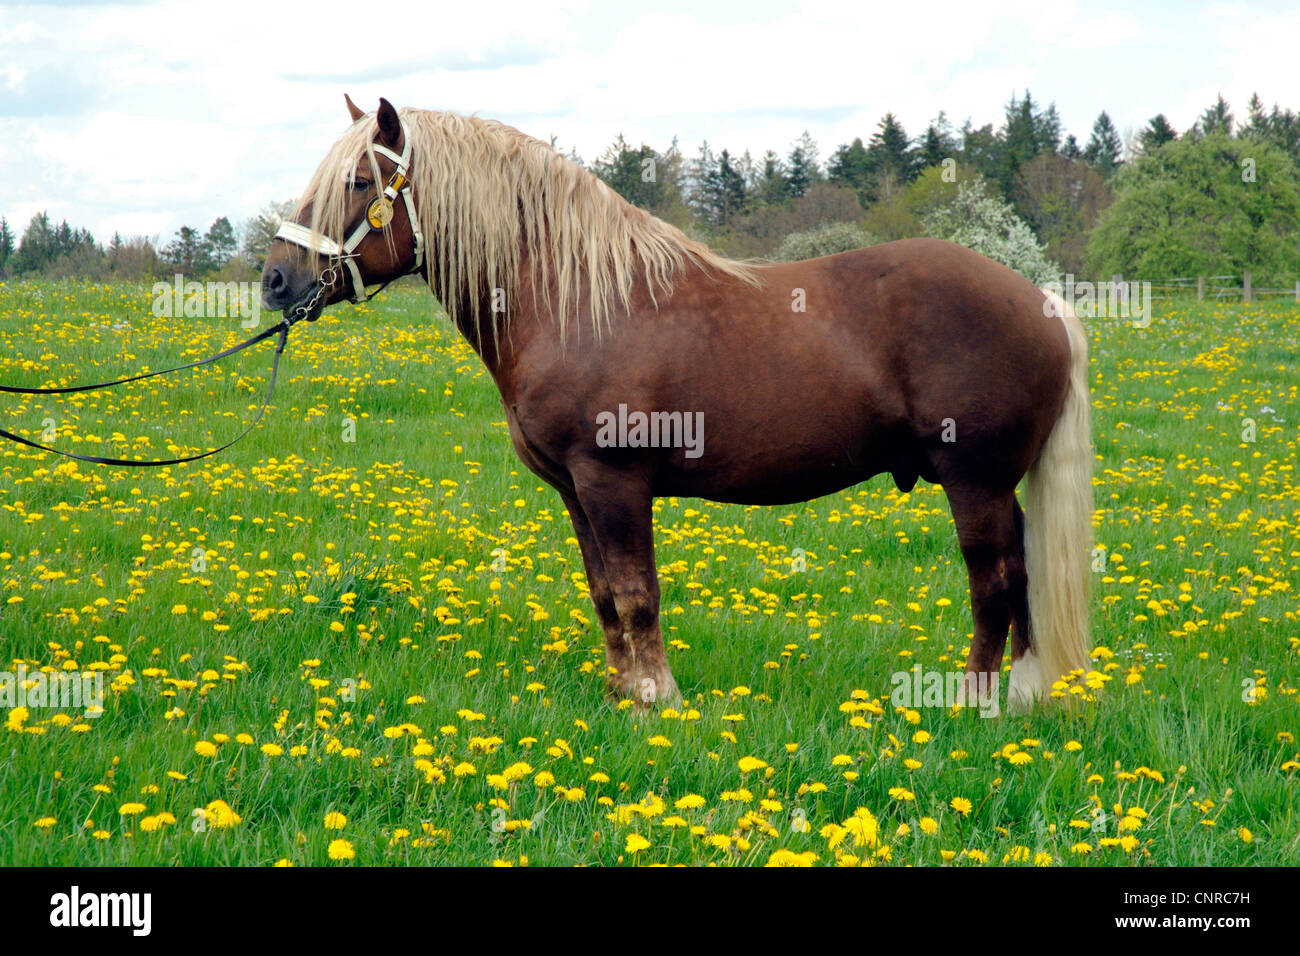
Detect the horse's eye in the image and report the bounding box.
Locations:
[350,179,371,191]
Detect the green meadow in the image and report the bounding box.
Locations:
[0,278,1295,866]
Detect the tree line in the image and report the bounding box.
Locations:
[589,90,1300,281]
[0,203,292,283]
[3,91,1297,285]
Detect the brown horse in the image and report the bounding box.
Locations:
[263,96,1094,712]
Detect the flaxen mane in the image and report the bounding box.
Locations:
[295,109,762,340]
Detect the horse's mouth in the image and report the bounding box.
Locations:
[284,283,326,322]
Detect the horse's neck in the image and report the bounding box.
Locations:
[435,245,556,386]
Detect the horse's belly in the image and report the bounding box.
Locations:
[660,456,886,506]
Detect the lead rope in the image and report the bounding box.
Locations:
[0,265,340,467]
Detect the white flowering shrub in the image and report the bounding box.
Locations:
[921,181,1061,286]
[774,222,880,262]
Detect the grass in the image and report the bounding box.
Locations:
[0,277,1296,866]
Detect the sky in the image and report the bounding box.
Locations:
[2,0,1298,244]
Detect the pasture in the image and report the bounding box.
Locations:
[0,279,1296,866]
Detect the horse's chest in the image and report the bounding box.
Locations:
[504,403,570,490]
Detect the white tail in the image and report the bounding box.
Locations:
[1011,291,1094,709]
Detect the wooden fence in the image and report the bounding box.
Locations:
[1132,272,1300,304]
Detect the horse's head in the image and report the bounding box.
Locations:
[261,95,424,321]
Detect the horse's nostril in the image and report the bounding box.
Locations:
[267,267,287,294]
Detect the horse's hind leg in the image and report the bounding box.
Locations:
[569,466,680,707]
[560,492,633,696]
[946,486,1027,713]
[1008,498,1031,669]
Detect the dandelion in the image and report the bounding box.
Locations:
[501,762,532,782]
[625,834,651,854]
[202,800,242,828]
[766,849,817,867]
[842,808,879,848]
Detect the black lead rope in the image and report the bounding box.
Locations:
[0,264,393,467]
[0,321,293,467]
[0,314,291,397]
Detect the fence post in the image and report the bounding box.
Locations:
[1197,276,1205,302]
[1294,279,1299,304]
[1243,269,1252,303]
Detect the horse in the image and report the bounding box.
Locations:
[262,96,1094,712]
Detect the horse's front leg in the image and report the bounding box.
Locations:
[570,466,681,708]
[560,492,634,697]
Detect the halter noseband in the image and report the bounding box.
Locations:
[274,121,425,304]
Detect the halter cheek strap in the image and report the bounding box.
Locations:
[274,121,425,304]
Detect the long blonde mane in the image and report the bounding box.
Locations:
[295,108,762,340]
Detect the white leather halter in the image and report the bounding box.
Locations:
[274,122,425,303]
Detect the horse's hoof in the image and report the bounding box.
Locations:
[635,673,681,709]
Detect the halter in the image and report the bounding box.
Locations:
[274,121,425,304]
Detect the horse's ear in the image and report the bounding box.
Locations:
[344,93,365,123]
[376,97,401,149]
